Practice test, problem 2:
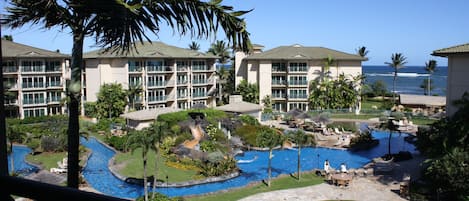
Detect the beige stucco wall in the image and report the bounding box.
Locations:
[446,55,469,116]
[234,51,247,87]
[247,61,259,84]
[258,61,272,106]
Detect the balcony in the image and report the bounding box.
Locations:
[47,97,61,104]
[272,80,287,86]
[47,81,62,88]
[21,66,45,73]
[177,66,189,72]
[192,92,207,98]
[148,96,166,103]
[128,66,142,73]
[177,93,188,99]
[192,65,211,72]
[288,94,308,99]
[272,67,287,73]
[288,66,308,73]
[23,98,46,105]
[3,66,18,74]
[177,80,188,85]
[22,83,45,89]
[147,66,173,73]
[147,81,166,88]
[192,79,208,85]
[288,80,308,86]
[45,67,62,73]
[272,94,287,100]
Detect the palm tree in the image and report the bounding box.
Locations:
[127,84,143,111]
[424,60,437,96]
[385,53,407,105]
[323,55,335,80]
[146,121,171,200]
[256,129,284,186]
[208,40,231,65]
[288,130,314,180]
[379,114,401,158]
[356,46,369,58]
[188,41,200,51]
[216,66,230,104]
[126,129,154,201]
[236,79,259,104]
[5,0,251,188]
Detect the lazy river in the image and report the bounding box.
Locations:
[11,131,417,199]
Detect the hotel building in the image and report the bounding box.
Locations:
[235,44,366,112]
[83,41,218,110]
[1,40,70,119]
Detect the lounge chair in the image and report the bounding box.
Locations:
[334,128,343,135]
[373,158,395,173]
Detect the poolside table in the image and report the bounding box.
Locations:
[331,173,352,187]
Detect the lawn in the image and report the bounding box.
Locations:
[26,152,66,170]
[114,149,201,183]
[186,173,324,201]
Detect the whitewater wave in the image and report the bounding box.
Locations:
[366,72,430,77]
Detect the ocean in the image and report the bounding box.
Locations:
[363,65,447,96]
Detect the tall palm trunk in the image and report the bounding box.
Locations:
[297,146,301,180]
[143,153,148,201]
[151,145,159,200]
[428,75,431,96]
[67,27,84,189]
[392,73,397,105]
[388,130,392,157]
[267,149,272,186]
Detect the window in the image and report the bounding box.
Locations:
[192,61,207,71]
[48,106,62,115]
[147,75,165,87]
[23,108,46,118]
[128,61,143,72]
[177,74,188,84]
[288,76,307,85]
[272,63,286,72]
[2,60,17,73]
[178,101,189,109]
[22,77,44,89]
[273,102,286,112]
[46,61,61,72]
[47,91,62,103]
[272,89,286,98]
[288,62,307,72]
[148,89,165,102]
[3,77,17,89]
[176,61,189,71]
[192,74,206,84]
[272,76,286,85]
[129,76,142,86]
[47,76,61,87]
[288,89,307,99]
[146,60,164,72]
[21,60,44,72]
[192,100,206,106]
[23,92,45,105]
[177,88,188,98]
[289,103,307,111]
[192,87,206,97]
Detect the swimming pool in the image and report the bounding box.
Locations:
[7,146,39,175]
[79,130,418,199]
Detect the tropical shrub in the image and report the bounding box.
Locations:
[199,156,237,177]
[105,135,128,151]
[41,136,65,152]
[26,139,41,152]
[83,102,97,117]
[239,114,259,125]
[234,125,258,146]
[174,132,193,146]
[199,140,217,152]
[137,192,185,201]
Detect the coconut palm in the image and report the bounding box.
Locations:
[5,0,251,188]
[146,121,171,200]
[424,60,437,96]
[216,66,231,104]
[256,128,284,186]
[208,40,231,65]
[385,53,407,105]
[188,41,200,51]
[288,130,314,180]
[356,46,369,57]
[127,84,143,111]
[126,129,154,201]
[323,55,335,80]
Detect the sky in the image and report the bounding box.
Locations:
[1,0,468,66]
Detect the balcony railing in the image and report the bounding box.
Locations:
[288,94,308,99]
[47,81,62,87]
[22,83,45,89]
[272,94,287,98]
[3,66,17,73]
[128,66,142,72]
[148,96,166,102]
[192,92,207,98]
[47,97,61,103]
[45,67,62,72]
[21,66,45,73]
[23,98,46,105]
[192,79,207,85]
[288,66,308,72]
[288,80,308,85]
[272,66,286,72]
[177,80,188,85]
[147,81,166,87]
[272,80,287,85]
[177,66,188,72]
[192,65,209,71]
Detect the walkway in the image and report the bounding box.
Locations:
[240,154,425,201]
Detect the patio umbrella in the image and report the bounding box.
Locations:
[286,108,303,118]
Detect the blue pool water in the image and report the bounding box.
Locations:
[79,130,417,199]
[8,146,39,175]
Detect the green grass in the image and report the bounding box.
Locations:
[26,152,66,170]
[361,99,384,110]
[186,173,324,201]
[114,149,201,183]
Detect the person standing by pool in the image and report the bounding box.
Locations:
[340,162,348,173]
[324,159,331,174]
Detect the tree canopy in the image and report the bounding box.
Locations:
[95,83,128,119]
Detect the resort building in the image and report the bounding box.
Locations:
[1,40,70,119]
[83,41,218,110]
[432,43,469,117]
[235,44,366,112]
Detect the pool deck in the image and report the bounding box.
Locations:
[240,153,424,201]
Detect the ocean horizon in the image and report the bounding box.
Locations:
[363,65,447,96]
